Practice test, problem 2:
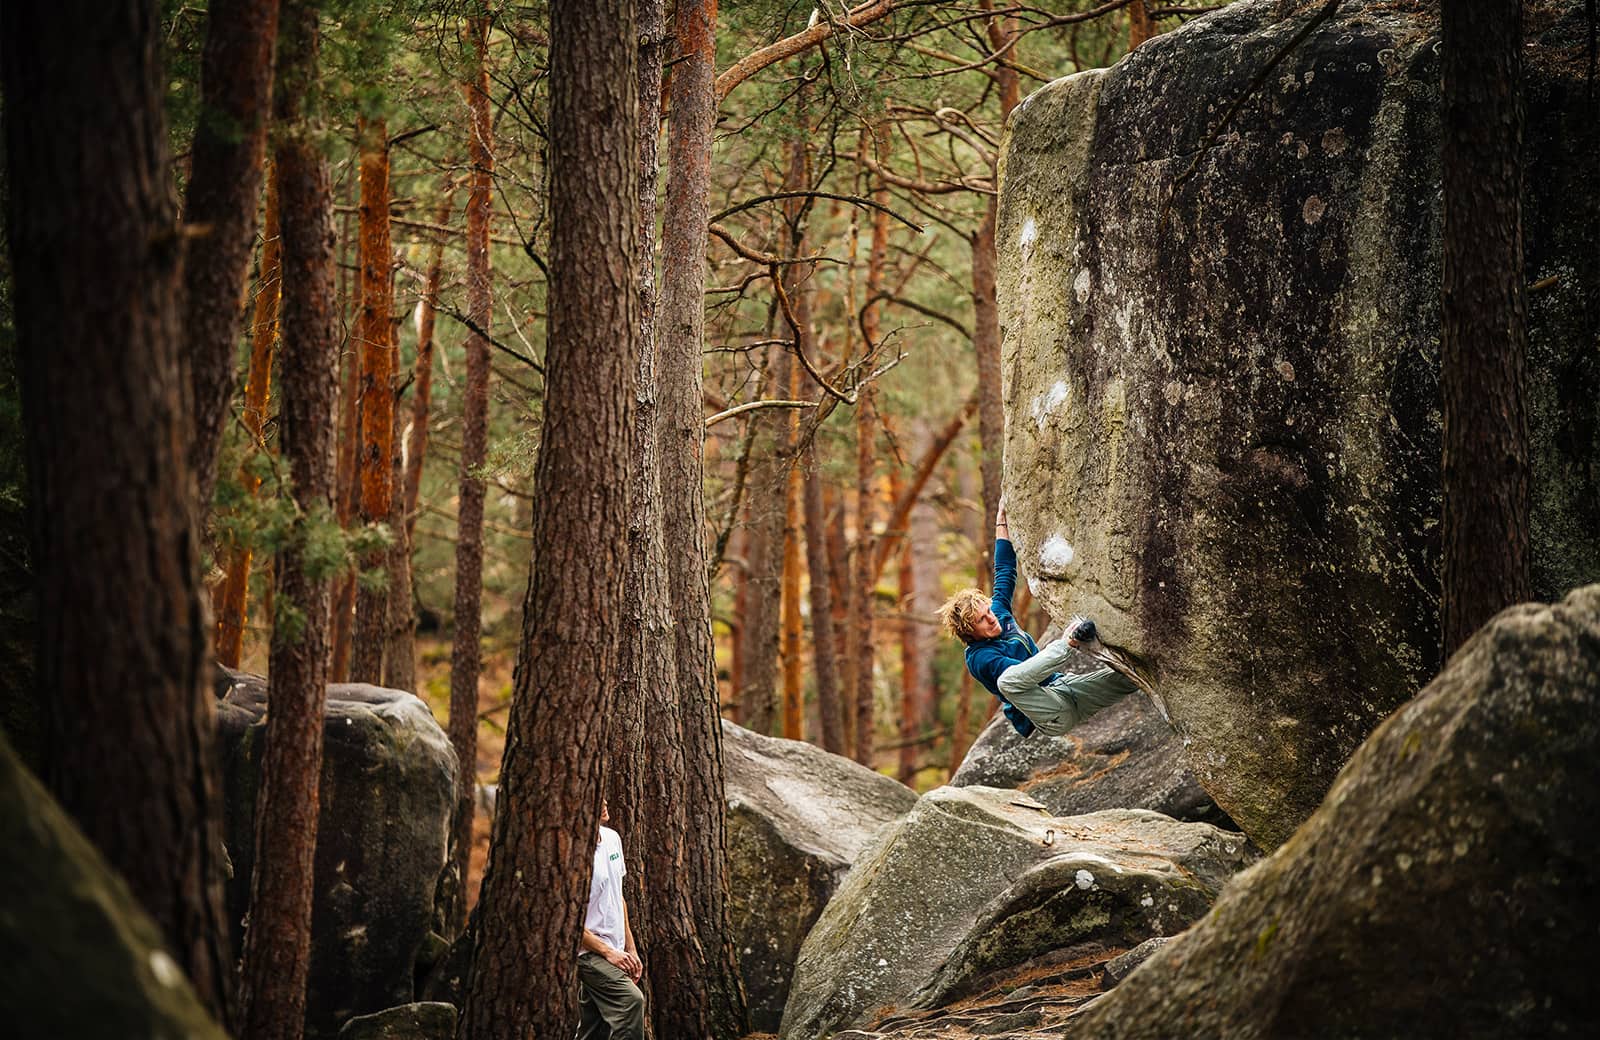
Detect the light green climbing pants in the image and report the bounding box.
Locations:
[996,632,1137,737]
[576,952,645,1040]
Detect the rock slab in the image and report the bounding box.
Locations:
[953,691,1231,827]
[218,671,457,1039]
[337,1002,457,1040]
[724,718,919,1032]
[1064,584,1600,1038]
[778,787,1255,1040]
[996,0,1600,849]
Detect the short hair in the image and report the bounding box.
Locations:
[938,588,991,643]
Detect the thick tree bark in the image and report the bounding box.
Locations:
[184,0,282,512]
[350,115,396,683]
[237,6,338,1037]
[217,169,283,667]
[445,14,494,938]
[2,0,234,1023]
[1440,0,1530,655]
[655,0,750,1034]
[457,2,640,1036]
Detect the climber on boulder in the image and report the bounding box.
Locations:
[938,504,1162,738]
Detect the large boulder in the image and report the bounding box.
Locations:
[952,691,1232,827]
[995,0,1600,849]
[778,786,1256,1040]
[1064,585,1600,1038]
[217,671,457,1039]
[0,731,228,1040]
[723,719,919,1032]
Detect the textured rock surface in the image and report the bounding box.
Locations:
[218,670,457,1039]
[995,0,1600,849]
[952,691,1232,827]
[337,1002,457,1040]
[0,731,228,1040]
[778,787,1255,1040]
[724,719,919,1032]
[1065,584,1600,1039]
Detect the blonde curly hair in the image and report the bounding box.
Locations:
[938,588,991,643]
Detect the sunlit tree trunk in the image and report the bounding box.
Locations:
[655,0,750,1032]
[445,12,494,937]
[2,0,234,1022]
[1440,0,1530,655]
[457,1,639,1035]
[216,169,282,667]
[403,187,456,536]
[236,6,338,1036]
[184,0,282,512]
[350,115,395,684]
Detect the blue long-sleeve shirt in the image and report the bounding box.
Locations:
[963,538,1061,738]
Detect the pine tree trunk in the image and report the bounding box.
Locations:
[781,422,805,741]
[382,387,416,693]
[896,472,918,782]
[655,0,750,1033]
[737,347,789,734]
[1128,0,1154,49]
[403,186,456,536]
[237,6,338,1036]
[853,152,891,766]
[329,215,363,682]
[217,169,283,668]
[803,442,845,753]
[1440,0,1530,655]
[457,2,640,1035]
[445,13,494,937]
[2,1,234,1023]
[184,0,282,512]
[350,115,395,684]
[825,481,855,752]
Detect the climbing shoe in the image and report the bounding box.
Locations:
[1067,615,1098,643]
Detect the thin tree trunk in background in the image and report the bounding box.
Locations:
[656,0,750,1033]
[184,0,282,512]
[329,321,361,681]
[778,116,810,743]
[217,169,283,667]
[457,0,640,1033]
[825,481,855,753]
[1128,1,1154,48]
[973,5,1019,588]
[1440,0,1530,656]
[237,6,337,1035]
[853,138,891,766]
[2,1,234,1022]
[908,476,941,767]
[871,393,977,583]
[445,12,494,938]
[803,441,844,754]
[737,344,789,734]
[350,115,395,684]
[382,385,416,693]
[781,381,805,741]
[896,474,918,783]
[403,186,456,536]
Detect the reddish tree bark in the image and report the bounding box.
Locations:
[2,1,234,1022]
[457,0,639,1035]
[403,186,457,536]
[184,0,282,511]
[445,12,494,937]
[216,169,283,667]
[803,441,845,754]
[1440,0,1530,655]
[382,384,416,693]
[350,115,396,683]
[654,0,751,1033]
[237,5,339,1037]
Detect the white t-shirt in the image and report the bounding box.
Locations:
[584,826,628,952]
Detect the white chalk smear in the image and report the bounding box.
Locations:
[1039,534,1075,572]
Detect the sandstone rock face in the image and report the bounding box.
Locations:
[952,693,1231,827]
[217,671,457,1039]
[723,719,919,1032]
[1065,585,1600,1039]
[778,787,1255,1040]
[0,732,228,1040]
[995,0,1600,849]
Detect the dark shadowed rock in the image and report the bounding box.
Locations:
[0,731,228,1040]
[1064,585,1600,1039]
[1098,937,1170,990]
[723,719,919,1032]
[336,1002,456,1040]
[996,0,1600,849]
[952,693,1233,828]
[778,787,1255,1040]
[217,670,457,1039]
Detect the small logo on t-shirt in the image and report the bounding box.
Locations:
[609,852,621,861]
